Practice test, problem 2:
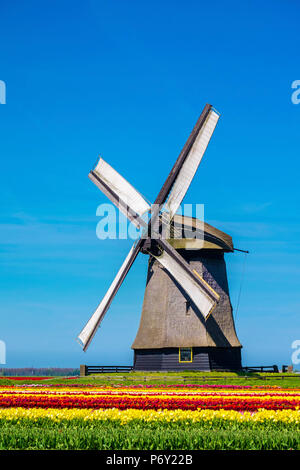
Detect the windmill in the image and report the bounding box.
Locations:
[78,104,242,371]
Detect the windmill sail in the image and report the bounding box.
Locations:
[150,241,219,319]
[165,109,220,219]
[90,158,150,228]
[78,105,222,352]
[77,241,141,351]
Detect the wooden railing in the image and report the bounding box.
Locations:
[242,365,279,373]
[78,373,299,381]
[80,365,299,380]
[80,365,133,376]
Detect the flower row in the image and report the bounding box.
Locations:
[0,377,55,381]
[0,393,298,411]
[0,383,288,390]
[0,407,299,424]
[0,389,299,398]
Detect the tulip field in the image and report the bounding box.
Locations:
[0,379,299,449]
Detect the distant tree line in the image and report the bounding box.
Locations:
[0,368,79,377]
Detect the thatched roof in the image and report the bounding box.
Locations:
[168,215,233,252]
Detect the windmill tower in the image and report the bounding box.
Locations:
[77,104,243,371]
[132,216,242,371]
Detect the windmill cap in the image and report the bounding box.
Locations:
[167,214,233,252]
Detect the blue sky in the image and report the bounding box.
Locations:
[0,0,299,368]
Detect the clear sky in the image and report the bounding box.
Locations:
[0,0,299,368]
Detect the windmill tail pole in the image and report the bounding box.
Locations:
[234,248,250,254]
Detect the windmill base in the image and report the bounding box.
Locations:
[133,347,242,372]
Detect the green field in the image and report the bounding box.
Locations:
[1,371,299,388]
[0,419,299,450]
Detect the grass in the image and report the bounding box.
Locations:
[0,420,298,450]
[1,371,299,388]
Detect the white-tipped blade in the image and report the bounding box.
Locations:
[166,109,220,219]
[90,158,150,227]
[77,242,140,350]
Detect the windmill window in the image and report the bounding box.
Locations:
[179,347,193,363]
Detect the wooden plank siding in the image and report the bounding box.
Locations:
[133,347,242,371]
